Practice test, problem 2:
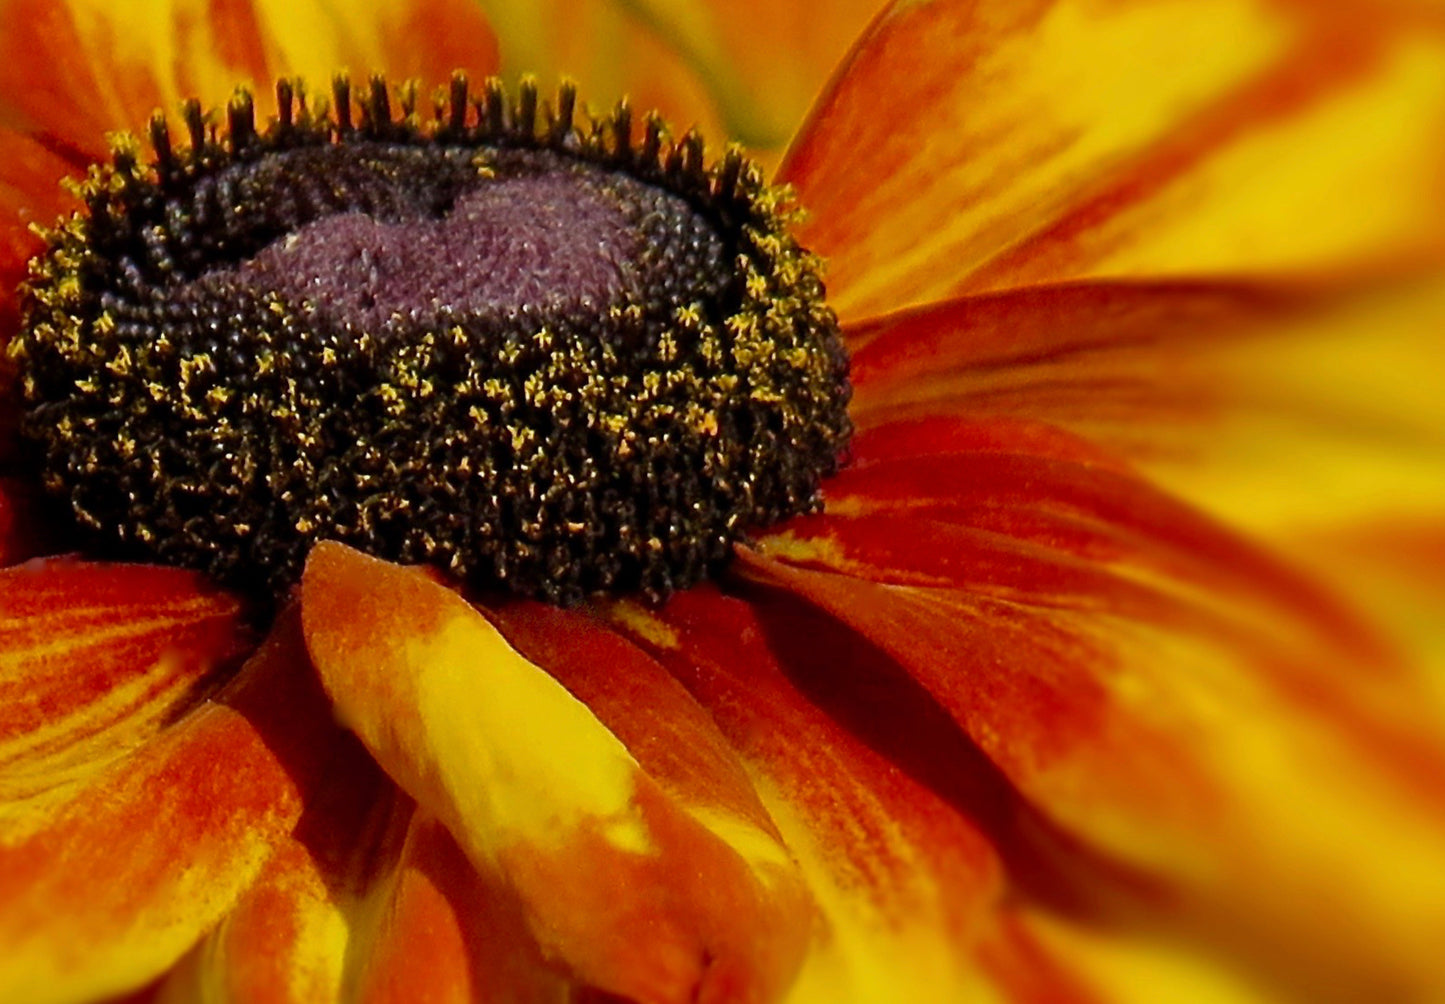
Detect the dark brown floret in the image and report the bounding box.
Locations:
[13,75,851,604]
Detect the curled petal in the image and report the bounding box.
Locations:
[300,541,811,1004]
[783,0,1445,320]
[0,569,334,1003]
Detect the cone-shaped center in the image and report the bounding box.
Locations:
[206,162,726,327]
[16,79,852,604]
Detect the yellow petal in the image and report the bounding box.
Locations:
[350,812,569,1004]
[478,0,878,159]
[609,585,1009,1004]
[846,276,1445,676]
[0,569,334,1004]
[739,503,1445,999]
[783,0,1445,321]
[300,541,811,1003]
[161,767,569,1004]
[0,0,500,158]
[154,679,404,1004]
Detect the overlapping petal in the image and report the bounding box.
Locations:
[0,564,336,1003]
[155,716,563,1004]
[736,420,1445,999]
[0,0,500,160]
[300,542,813,1003]
[783,0,1445,322]
[846,277,1445,671]
[602,573,1315,1003]
[154,716,401,1004]
[603,586,1020,1003]
[477,0,879,161]
[0,1,1438,1002]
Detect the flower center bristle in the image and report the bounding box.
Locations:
[13,75,851,603]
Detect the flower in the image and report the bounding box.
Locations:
[2,1,1444,1002]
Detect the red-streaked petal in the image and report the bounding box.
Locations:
[251,0,501,99]
[843,413,1131,472]
[845,281,1310,427]
[484,0,879,159]
[0,559,250,788]
[0,126,77,290]
[739,472,1445,997]
[0,581,336,1003]
[157,720,565,1004]
[0,0,499,156]
[300,541,812,1004]
[1288,518,1445,695]
[352,812,569,1004]
[160,760,569,1004]
[483,598,782,840]
[991,904,1280,1004]
[154,713,403,1004]
[845,277,1445,672]
[783,0,1445,321]
[624,586,1302,1003]
[0,0,162,163]
[827,421,1396,667]
[971,911,1111,1004]
[607,585,1028,1002]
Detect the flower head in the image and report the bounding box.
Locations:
[1,1,1444,1002]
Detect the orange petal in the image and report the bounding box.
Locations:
[0,566,336,1003]
[0,125,78,287]
[970,911,1113,1004]
[739,470,1445,999]
[300,541,812,1004]
[483,598,781,839]
[352,811,569,1004]
[160,740,569,1004]
[0,559,249,788]
[988,904,1292,1004]
[621,586,1281,1003]
[482,0,878,159]
[846,277,1445,672]
[0,0,499,159]
[250,0,500,98]
[153,703,402,1004]
[1287,518,1445,697]
[783,0,1445,321]
[607,585,1026,1002]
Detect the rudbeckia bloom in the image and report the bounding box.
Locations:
[2,0,1444,1001]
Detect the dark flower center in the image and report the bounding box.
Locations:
[13,77,851,604]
